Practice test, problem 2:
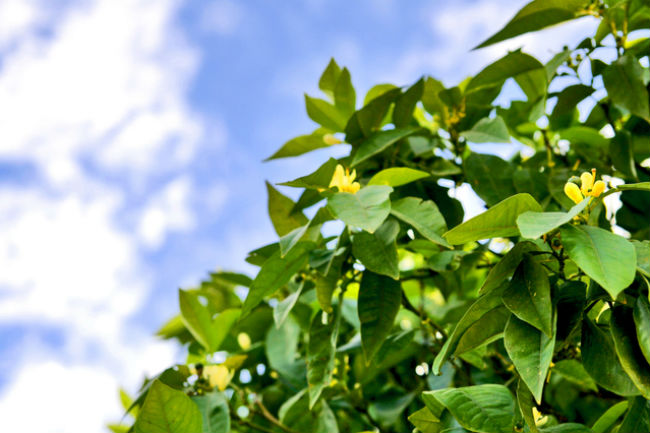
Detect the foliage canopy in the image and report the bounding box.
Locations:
[111,1,650,432]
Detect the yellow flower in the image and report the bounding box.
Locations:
[323,134,342,145]
[591,180,606,197]
[564,182,583,204]
[580,171,594,196]
[204,365,233,391]
[532,407,548,427]
[329,164,361,194]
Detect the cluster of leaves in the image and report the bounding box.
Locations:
[110,1,650,432]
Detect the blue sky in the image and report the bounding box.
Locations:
[0,1,599,431]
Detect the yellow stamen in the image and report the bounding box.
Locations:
[564,182,583,204]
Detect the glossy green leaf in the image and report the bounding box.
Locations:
[318,58,341,99]
[265,129,332,160]
[241,242,314,318]
[474,0,587,49]
[480,241,539,294]
[618,396,650,433]
[134,381,203,433]
[279,390,339,433]
[552,359,598,392]
[408,407,442,433]
[504,315,556,404]
[454,305,510,354]
[327,185,393,233]
[466,51,545,94]
[307,310,340,408]
[502,255,553,337]
[305,94,348,131]
[631,240,650,277]
[582,317,639,396]
[358,271,402,363]
[191,391,230,433]
[352,219,400,279]
[560,225,636,299]
[517,198,589,239]
[432,290,504,374]
[279,157,338,189]
[443,194,542,245]
[266,316,305,388]
[610,306,650,399]
[390,197,450,248]
[179,290,240,353]
[591,401,628,433]
[393,78,424,127]
[423,385,515,433]
[464,153,516,206]
[350,126,421,166]
[602,55,650,121]
[460,116,511,143]
[273,280,304,328]
[346,87,401,141]
[539,424,592,433]
[367,167,429,187]
[516,379,539,433]
[633,296,650,365]
[334,67,356,115]
[266,182,308,237]
[279,206,330,256]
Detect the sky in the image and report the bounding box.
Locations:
[0,1,600,432]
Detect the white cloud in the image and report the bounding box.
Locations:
[0,0,219,431]
[200,0,243,35]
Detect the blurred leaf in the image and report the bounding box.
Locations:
[134,381,203,433]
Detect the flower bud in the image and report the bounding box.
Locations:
[564,182,583,204]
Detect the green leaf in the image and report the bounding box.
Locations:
[539,424,592,433]
[265,129,332,160]
[358,271,402,363]
[273,280,304,328]
[393,78,424,127]
[444,194,542,245]
[618,397,650,433]
[632,240,650,278]
[560,225,636,299]
[179,290,239,352]
[454,305,510,355]
[266,316,306,388]
[327,185,393,233]
[305,94,348,131]
[504,314,556,404]
[610,306,650,399]
[350,126,421,166]
[346,88,401,142]
[602,55,650,121]
[466,51,545,94]
[464,153,516,206]
[408,407,442,433]
[280,157,338,190]
[610,131,638,179]
[552,360,598,392]
[352,219,400,279]
[502,255,553,336]
[633,296,650,366]
[279,206,330,256]
[617,181,650,192]
[134,381,203,433]
[191,391,230,433]
[368,167,429,187]
[334,67,356,115]
[390,197,450,248]
[581,317,639,396]
[460,116,511,143]
[266,182,308,237]
[473,0,588,49]
[423,385,515,433]
[480,241,539,294]
[279,390,339,433]
[517,198,589,239]
[241,242,314,318]
[432,290,504,374]
[591,401,628,433]
[307,310,340,408]
[318,58,341,99]
[516,379,539,433]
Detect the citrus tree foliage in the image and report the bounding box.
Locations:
[111,1,650,432]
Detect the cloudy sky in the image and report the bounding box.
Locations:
[0,1,598,432]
